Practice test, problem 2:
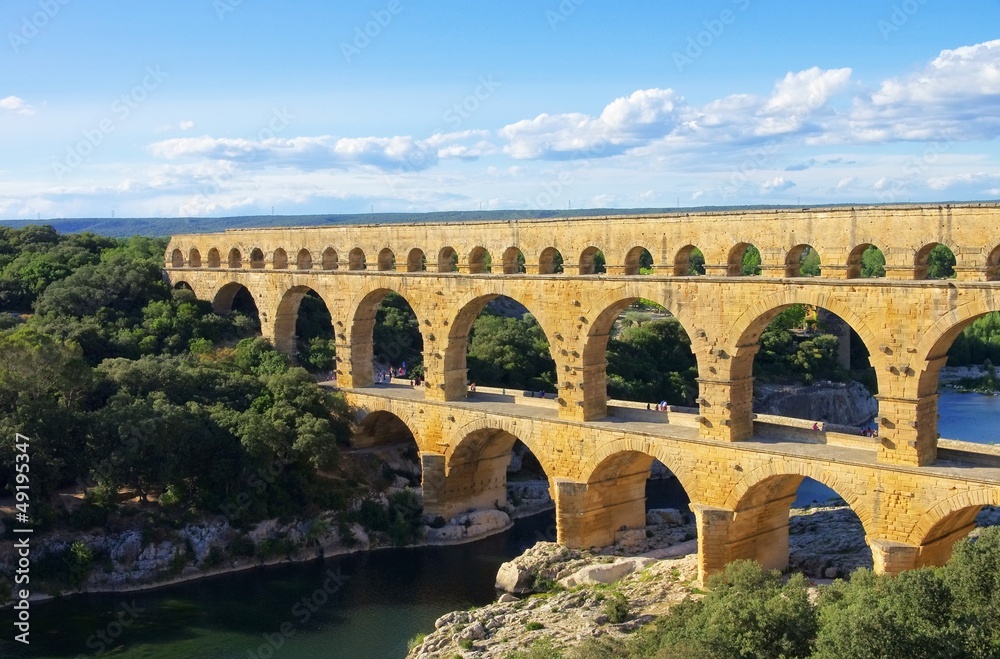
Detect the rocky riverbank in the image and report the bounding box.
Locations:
[408,502,1000,658]
[754,380,877,427]
[0,442,555,607]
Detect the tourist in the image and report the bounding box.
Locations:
[812,422,819,431]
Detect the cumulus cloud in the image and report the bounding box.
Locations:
[761,176,795,193]
[0,96,36,116]
[150,134,441,172]
[500,88,682,160]
[851,40,1000,142]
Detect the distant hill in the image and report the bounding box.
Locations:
[0,202,975,238]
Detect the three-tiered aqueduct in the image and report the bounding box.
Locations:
[166,204,1000,581]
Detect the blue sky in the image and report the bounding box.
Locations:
[1,0,999,219]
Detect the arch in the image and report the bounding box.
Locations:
[987,245,1000,281]
[322,247,339,270]
[348,248,366,271]
[785,244,820,277]
[173,281,194,292]
[212,281,259,317]
[188,248,202,268]
[354,409,421,450]
[724,465,873,572]
[468,246,492,274]
[296,248,313,270]
[272,248,288,270]
[623,246,652,276]
[227,248,242,269]
[170,248,183,268]
[437,246,458,272]
[271,285,336,356]
[249,248,265,269]
[377,248,396,271]
[538,247,563,274]
[502,247,526,274]
[406,248,426,272]
[207,248,221,268]
[580,290,705,418]
[907,489,1000,565]
[915,242,956,280]
[355,402,424,448]
[578,246,605,275]
[914,298,1000,399]
[727,242,760,276]
[729,290,883,381]
[346,286,425,388]
[575,444,696,548]
[846,243,885,279]
[674,245,705,276]
[442,291,560,401]
[444,424,553,512]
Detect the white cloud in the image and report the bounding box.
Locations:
[0,96,36,116]
[851,40,1000,142]
[150,134,440,172]
[761,176,795,193]
[179,120,195,131]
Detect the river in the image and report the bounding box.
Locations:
[3,393,997,658]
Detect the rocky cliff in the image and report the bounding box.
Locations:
[754,380,877,427]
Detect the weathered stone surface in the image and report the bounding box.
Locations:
[559,557,655,588]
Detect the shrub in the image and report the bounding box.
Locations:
[603,591,629,624]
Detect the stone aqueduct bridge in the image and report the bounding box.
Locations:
[166,204,1000,581]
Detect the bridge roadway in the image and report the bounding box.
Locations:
[337,382,1000,582]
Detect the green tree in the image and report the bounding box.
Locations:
[800,247,821,276]
[742,245,762,276]
[861,245,886,278]
[926,244,956,279]
[467,312,556,391]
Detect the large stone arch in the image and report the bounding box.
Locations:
[270,284,339,356]
[727,288,884,381]
[913,297,1000,399]
[906,488,1000,566]
[572,439,698,548]
[721,462,874,572]
[578,284,709,419]
[441,420,552,513]
[447,416,553,480]
[211,280,260,315]
[353,405,425,451]
[440,286,562,401]
[341,283,427,389]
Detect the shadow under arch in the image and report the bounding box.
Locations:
[354,408,422,450]
[575,444,696,549]
[188,248,202,268]
[906,489,1000,567]
[580,289,707,418]
[345,285,426,388]
[723,465,873,572]
[623,245,653,275]
[272,285,337,356]
[987,244,1000,281]
[443,420,554,515]
[441,290,560,401]
[212,281,260,316]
